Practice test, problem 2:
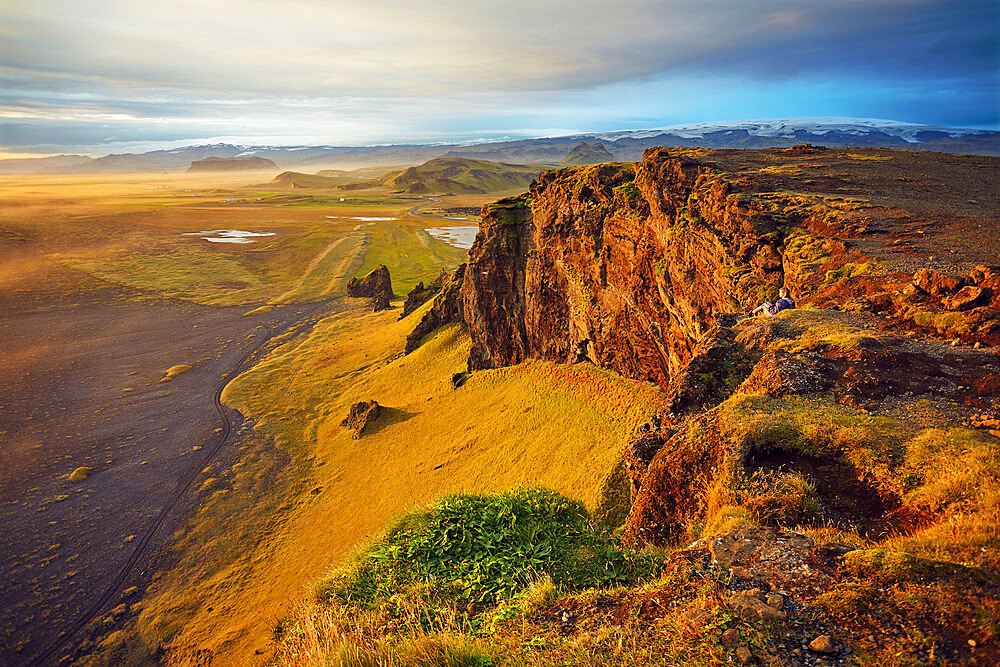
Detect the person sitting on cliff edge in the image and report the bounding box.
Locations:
[747,287,796,317]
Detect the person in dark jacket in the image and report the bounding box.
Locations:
[748,287,796,317]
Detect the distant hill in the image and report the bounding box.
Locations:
[561,142,617,165]
[0,154,94,174]
[269,171,358,189]
[376,157,547,194]
[187,156,278,172]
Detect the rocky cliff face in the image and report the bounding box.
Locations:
[462,147,1000,388]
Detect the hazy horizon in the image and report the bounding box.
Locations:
[2,1,997,157]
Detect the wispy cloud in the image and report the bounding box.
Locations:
[1,0,996,153]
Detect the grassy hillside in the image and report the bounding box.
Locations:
[268,171,361,189]
[377,157,551,194]
[100,299,663,663]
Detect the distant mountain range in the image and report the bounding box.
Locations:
[3,118,997,174]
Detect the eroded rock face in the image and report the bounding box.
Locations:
[405,264,466,354]
[340,400,380,439]
[462,149,1000,388]
[463,153,790,384]
[399,270,447,320]
[347,265,394,300]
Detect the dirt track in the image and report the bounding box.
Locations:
[0,253,338,665]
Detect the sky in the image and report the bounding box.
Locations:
[1,0,997,156]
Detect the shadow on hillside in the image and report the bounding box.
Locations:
[366,406,418,436]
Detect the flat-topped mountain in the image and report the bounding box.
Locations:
[187,156,278,172]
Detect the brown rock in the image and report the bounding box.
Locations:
[340,400,380,439]
[736,646,753,663]
[347,264,394,299]
[728,590,787,621]
[721,628,741,649]
[913,268,961,296]
[624,432,665,498]
[942,285,989,311]
[399,270,448,320]
[809,635,837,654]
[371,288,391,312]
[406,264,466,354]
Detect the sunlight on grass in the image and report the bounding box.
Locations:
[123,301,663,662]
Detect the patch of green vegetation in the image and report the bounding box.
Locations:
[352,223,468,295]
[278,195,411,208]
[766,308,884,353]
[822,261,881,284]
[481,194,531,227]
[319,489,653,609]
[908,309,980,335]
[613,179,640,205]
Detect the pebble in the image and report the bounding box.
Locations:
[736,646,752,664]
[721,628,741,648]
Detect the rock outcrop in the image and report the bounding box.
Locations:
[340,400,380,439]
[405,264,466,354]
[347,265,394,299]
[399,270,447,320]
[462,148,1000,391]
[347,265,394,312]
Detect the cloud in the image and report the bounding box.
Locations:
[1,0,996,152]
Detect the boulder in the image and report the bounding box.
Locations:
[942,285,989,311]
[728,589,786,621]
[912,268,961,296]
[372,288,391,312]
[340,400,380,439]
[809,635,837,654]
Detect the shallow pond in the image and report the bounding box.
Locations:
[183,229,276,244]
[424,225,479,249]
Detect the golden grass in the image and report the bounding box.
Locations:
[0,172,466,307]
[68,466,94,483]
[119,300,663,664]
[159,364,192,383]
